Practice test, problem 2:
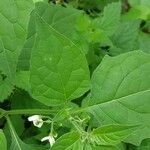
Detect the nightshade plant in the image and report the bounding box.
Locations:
[0,0,150,149]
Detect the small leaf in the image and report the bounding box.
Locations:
[99,1,121,36]
[51,132,83,150]
[91,124,138,145]
[110,21,140,55]
[139,33,150,53]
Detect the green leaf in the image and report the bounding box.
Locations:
[0,0,34,101]
[128,0,150,18]
[139,33,150,53]
[51,132,83,150]
[123,5,150,21]
[14,71,30,92]
[0,77,14,101]
[17,12,36,71]
[18,2,85,71]
[91,124,138,145]
[84,142,126,150]
[33,0,45,3]
[123,124,150,146]
[0,0,34,77]
[34,3,82,39]
[88,51,150,145]
[124,0,150,20]
[110,21,140,56]
[7,116,46,150]
[129,138,150,150]
[0,129,7,150]
[99,1,121,36]
[128,0,140,6]
[10,116,25,137]
[11,91,47,109]
[30,8,90,106]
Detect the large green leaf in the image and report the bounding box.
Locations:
[18,2,84,71]
[0,129,7,150]
[88,51,150,145]
[51,132,83,150]
[0,0,34,101]
[30,9,90,106]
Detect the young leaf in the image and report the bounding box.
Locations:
[89,51,150,144]
[110,21,140,56]
[30,9,90,106]
[91,124,138,145]
[128,0,150,20]
[0,129,7,150]
[99,1,121,36]
[51,132,83,150]
[139,33,150,53]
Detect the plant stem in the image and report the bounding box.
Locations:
[0,106,87,118]
[0,108,58,118]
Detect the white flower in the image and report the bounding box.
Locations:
[28,115,43,128]
[41,135,55,147]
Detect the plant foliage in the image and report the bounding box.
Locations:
[0,0,150,149]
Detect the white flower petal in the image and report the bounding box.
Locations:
[28,115,41,121]
[41,136,50,142]
[49,136,55,147]
[28,115,44,128]
[41,135,55,147]
[33,119,43,128]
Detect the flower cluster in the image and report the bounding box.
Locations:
[28,115,56,147]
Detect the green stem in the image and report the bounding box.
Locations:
[0,108,58,118]
[0,108,6,118]
[50,121,54,134]
[71,107,87,114]
[0,106,87,118]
